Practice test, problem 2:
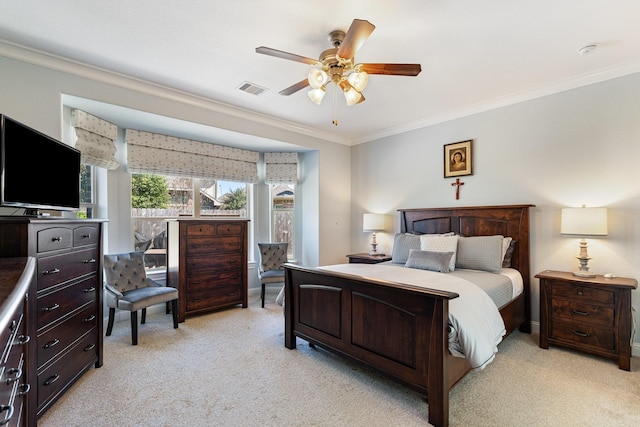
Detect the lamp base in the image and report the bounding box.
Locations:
[572,270,596,278]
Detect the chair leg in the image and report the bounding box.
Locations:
[141,307,147,324]
[172,299,179,329]
[130,311,138,345]
[106,308,115,336]
[166,301,171,314]
[261,283,265,308]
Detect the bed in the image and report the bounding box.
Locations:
[283,204,533,427]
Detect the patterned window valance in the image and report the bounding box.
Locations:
[125,129,259,183]
[264,152,298,185]
[71,109,119,170]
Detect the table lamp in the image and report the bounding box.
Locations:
[363,213,386,256]
[560,206,608,277]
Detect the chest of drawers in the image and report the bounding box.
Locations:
[0,258,35,427]
[0,218,104,419]
[537,270,637,371]
[167,219,248,322]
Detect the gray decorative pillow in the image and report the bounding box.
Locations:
[455,235,504,273]
[405,249,454,273]
[391,233,421,264]
[502,240,517,268]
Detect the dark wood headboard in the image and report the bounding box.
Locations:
[399,204,534,325]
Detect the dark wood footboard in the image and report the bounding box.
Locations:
[284,264,459,427]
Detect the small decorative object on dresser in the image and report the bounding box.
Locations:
[536,270,637,371]
[346,253,392,264]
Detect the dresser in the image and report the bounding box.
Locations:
[167,219,248,322]
[536,270,637,371]
[0,257,35,427]
[0,218,104,418]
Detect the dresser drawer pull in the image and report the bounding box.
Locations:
[82,233,91,239]
[5,367,22,385]
[43,338,60,349]
[42,303,60,312]
[577,290,583,296]
[83,258,96,264]
[83,314,96,323]
[571,309,589,316]
[15,334,30,346]
[43,374,60,386]
[572,330,591,338]
[84,343,96,352]
[0,405,14,426]
[42,268,60,275]
[9,320,17,333]
[17,383,30,396]
[51,236,62,242]
[82,286,96,293]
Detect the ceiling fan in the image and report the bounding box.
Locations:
[256,19,422,108]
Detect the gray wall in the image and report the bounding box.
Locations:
[351,72,640,350]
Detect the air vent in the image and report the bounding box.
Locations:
[237,81,268,96]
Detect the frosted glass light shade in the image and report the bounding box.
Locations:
[347,71,368,92]
[343,86,362,106]
[308,68,328,89]
[363,213,386,231]
[561,207,608,236]
[307,88,326,105]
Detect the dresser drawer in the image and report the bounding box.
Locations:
[37,331,97,410]
[185,236,243,256]
[550,281,614,305]
[37,277,98,330]
[185,223,217,236]
[37,248,98,290]
[0,313,22,365]
[550,320,615,351]
[186,283,242,311]
[550,299,614,327]
[185,253,242,275]
[37,303,97,368]
[37,227,73,253]
[216,223,243,235]
[73,225,99,247]
[186,271,242,292]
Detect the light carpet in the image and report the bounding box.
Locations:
[39,291,640,427]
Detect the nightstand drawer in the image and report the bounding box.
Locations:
[550,300,614,327]
[550,281,614,305]
[550,320,615,351]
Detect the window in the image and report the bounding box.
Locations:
[131,173,248,269]
[77,164,95,218]
[271,184,294,259]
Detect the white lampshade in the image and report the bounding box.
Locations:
[561,207,608,236]
[347,71,368,92]
[308,68,328,89]
[307,88,326,105]
[363,213,386,231]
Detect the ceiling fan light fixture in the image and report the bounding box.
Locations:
[343,86,362,106]
[308,68,328,89]
[347,70,368,92]
[308,87,326,104]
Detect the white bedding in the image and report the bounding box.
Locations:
[318,263,508,370]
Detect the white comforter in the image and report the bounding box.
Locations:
[318,263,507,371]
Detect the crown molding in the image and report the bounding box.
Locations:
[353,59,640,145]
[0,39,351,146]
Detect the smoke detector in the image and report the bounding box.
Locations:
[577,44,597,56]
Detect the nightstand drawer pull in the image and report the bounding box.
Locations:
[577,290,583,296]
[572,330,590,337]
[571,309,589,316]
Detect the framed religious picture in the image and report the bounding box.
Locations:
[444,139,472,177]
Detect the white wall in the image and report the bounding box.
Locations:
[351,72,640,349]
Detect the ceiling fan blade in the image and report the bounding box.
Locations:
[359,63,422,76]
[279,79,310,96]
[337,19,375,60]
[255,46,320,66]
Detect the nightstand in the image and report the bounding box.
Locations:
[536,270,637,371]
[346,253,392,264]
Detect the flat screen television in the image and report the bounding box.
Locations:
[1,114,81,214]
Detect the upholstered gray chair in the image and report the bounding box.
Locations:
[103,251,179,345]
[257,243,288,308]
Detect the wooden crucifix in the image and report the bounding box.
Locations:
[451,178,464,200]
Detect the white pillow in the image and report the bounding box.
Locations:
[420,234,459,272]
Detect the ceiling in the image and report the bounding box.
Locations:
[1,1,639,149]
